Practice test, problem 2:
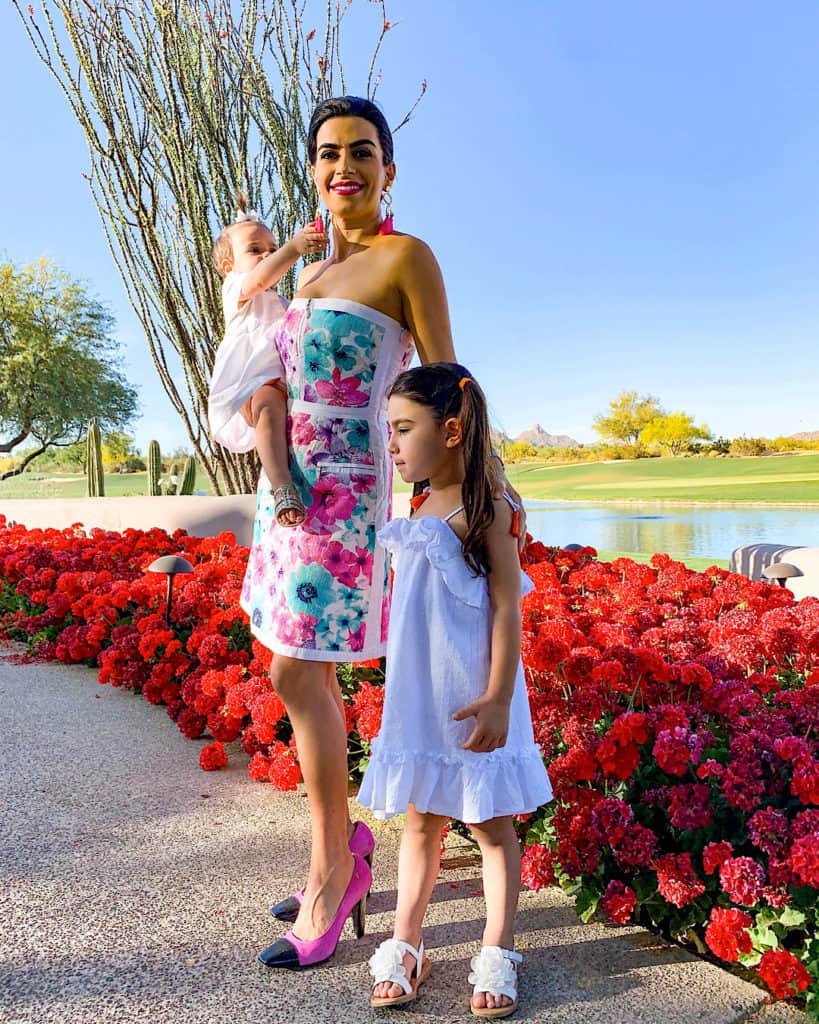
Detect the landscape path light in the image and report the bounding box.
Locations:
[762,562,802,588]
[147,555,194,622]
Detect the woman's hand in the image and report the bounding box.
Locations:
[453,695,510,753]
[290,223,328,257]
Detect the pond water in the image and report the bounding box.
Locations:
[524,502,819,561]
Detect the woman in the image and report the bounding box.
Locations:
[249,96,525,971]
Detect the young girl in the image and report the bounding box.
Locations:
[358,363,552,1018]
[208,195,326,524]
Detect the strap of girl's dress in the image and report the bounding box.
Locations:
[443,505,464,522]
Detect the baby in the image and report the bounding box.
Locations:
[208,195,326,524]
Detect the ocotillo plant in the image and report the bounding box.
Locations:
[86,418,105,497]
[147,440,162,497]
[178,456,197,496]
[16,1,423,496]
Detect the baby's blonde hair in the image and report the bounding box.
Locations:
[211,191,264,277]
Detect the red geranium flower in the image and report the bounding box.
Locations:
[654,852,706,908]
[704,907,753,962]
[601,880,637,924]
[719,856,766,907]
[758,949,812,1000]
[199,741,228,771]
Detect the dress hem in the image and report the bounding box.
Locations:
[357,746,553,824]
[242,599,385,662]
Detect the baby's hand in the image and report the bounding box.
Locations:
[291,223,328,257]
[452,696,510,753]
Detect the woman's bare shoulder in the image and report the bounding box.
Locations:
[296,262,323,289]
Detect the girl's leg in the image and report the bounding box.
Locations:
[270,655,353,940]
[251,384,304,525]
[468,816,521,1011]
[372,805,448,999]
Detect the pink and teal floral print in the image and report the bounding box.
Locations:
[240,299,413,662]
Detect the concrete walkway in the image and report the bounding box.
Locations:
[0,648,809,1024]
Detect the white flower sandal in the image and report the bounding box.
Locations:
[468,945,522,1019]
[369,937,432,1008]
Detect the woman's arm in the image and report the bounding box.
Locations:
[452,500,522,752]
[396,236,527,543]
[395,237,456,364]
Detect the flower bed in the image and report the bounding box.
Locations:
[518,541,818,1017]
[0,516,816,1014]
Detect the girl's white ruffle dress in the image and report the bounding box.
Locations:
[357,514,552,823]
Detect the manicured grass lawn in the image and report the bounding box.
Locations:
[0,469,215,500]
[595,550,728,571]
[505,453,819,503]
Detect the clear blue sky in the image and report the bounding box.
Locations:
[3,1,819,453]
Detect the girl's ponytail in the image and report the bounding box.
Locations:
[458,377,494,576]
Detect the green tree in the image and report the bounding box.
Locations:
[593,391,665,445]
[504,441,538,461]
[640,412,711,456]
[0,259,139,479]
[16,0,421,494]
[101,431,137,472]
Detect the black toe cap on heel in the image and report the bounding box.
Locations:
[269,895,300,922]
[258,938,302,970]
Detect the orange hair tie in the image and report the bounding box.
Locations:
[458,376,473,391]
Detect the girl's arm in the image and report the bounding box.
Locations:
[452,499,522,752]
[239,226,327,304]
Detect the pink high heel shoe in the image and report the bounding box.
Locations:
[270,820,374,922]
[258,853,371,970]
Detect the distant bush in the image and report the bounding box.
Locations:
[730,437,769,457]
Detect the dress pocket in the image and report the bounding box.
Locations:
[317,460,375,474]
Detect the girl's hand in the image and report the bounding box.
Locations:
[291,224,328,257]
[453,696,510,752]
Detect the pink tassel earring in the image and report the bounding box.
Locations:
[379,187,394,235]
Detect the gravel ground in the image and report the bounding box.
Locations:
[0,647,809,1024]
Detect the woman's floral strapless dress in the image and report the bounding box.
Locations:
[240,298,413,661]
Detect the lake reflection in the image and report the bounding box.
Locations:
[525,502,819,560]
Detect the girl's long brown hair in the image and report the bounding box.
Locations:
[388,362,494,576]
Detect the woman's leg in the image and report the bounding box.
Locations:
[468,816,520,1011]
[372,805,447,999]
[328,678,356,841]
[270,655,353,939]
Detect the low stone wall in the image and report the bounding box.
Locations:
[1,493,411,547]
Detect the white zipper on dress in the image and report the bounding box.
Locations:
[297,298,312,398]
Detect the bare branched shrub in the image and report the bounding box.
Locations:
[15,0,423,493]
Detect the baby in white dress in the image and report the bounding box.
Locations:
[208,196,326,524]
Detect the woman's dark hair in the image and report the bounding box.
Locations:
[307,96,394,166]
[388,362,494,576]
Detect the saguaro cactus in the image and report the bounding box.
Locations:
[147,440,162,496]
[86,418,105,497]
[178,456,196,496]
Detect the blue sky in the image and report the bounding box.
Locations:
[2,1,819,453]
